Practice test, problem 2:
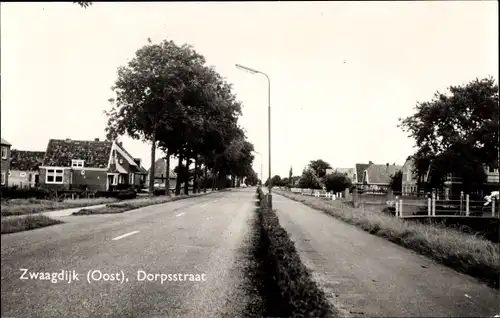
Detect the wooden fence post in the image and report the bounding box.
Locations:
[432,192,436,216]
[465,194,470,216]
[428,197,431,216]
[492,198,496,217]
[399,199,403,217]
[395,199,399,216]
[460,191,464,214]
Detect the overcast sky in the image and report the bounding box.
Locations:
[1,1,498,180]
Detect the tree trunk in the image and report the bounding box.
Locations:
[204,156,208,193]
[193,156,199,194]
[164,151,171,197]
[149,135,156,197]
[175,153,183,196]
[231,175,235,188]
[184,157,190,195]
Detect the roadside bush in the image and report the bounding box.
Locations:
[0,187,54,200]
[153,189,166,196]
[116,190,137,200]
[255,186,339,317]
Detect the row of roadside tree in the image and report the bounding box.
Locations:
[104,39,260,196]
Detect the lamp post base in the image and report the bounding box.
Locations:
[267,194,273,210]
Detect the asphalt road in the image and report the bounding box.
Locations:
[273,193,500,317]
[1,189,259,318]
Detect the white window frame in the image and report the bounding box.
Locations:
[46,168,64,184]
[1,172,5,185]
[71,160,85,168]
[111,175,118,185]
[129,173,134,184]
[1,146,7,159]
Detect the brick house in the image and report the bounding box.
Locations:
[362,163,402,192]
[1,137,12,187]
[39,138,147,191]
[8,150,45,188]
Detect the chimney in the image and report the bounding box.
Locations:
[386,163,389,167]
[65,138,71,141]
[368,161,373,165]
[134,158,141,166]
[118,141,123,147]
[94,138,99,142]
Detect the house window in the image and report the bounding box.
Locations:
[1,172,5,185]
[1,146,7,159]
[71,160,84,168]
[28,173,32,182]
[129,173,134,184]
[46,169,64,184]
[111,175,118,185]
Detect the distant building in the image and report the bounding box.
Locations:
[1,137,12,187]
[147,158,177,190]
[8,150,45,188]
[362,163,402,192]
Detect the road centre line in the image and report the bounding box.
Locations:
[112,231,140,241]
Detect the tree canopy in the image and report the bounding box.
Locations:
[399,77,499,193]
[324,171,352,193]
[105,38,256,195]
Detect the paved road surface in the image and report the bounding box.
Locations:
[1,189,258,318]
[273,193,500,317]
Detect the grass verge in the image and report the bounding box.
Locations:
[275,190,500,289]
[1,198,117,217]
[72,191,214,215]
[1,214,63,235]
[253,187,342,317]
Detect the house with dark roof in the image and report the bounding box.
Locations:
[362,163,402,192]
[8,150,45,188]
[39,138,148,191]
[147,158,177,190]
[1,137,12,187]
[352,162,372,185]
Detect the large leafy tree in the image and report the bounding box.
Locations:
[308,159,332,179]
[389,170,403,193]
[298,168,321,189]
[399,77,499,193]
[105,39,206,195]
[324,171,352,193]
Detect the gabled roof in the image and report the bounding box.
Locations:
[364,164,402,184]
[10,150,45,171]
[43,139,112,168]
[1,137,11,146]
[355,163,371,180]
[149,158,177,178]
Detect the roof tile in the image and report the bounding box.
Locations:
[43,139,112,168]
[10,150,45,171]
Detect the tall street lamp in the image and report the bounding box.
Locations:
[236,63,272,208]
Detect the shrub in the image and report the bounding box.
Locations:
[153,189,166,196]
[116,190,137,200]
[255,186,340,316]
[0,187,54,200]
